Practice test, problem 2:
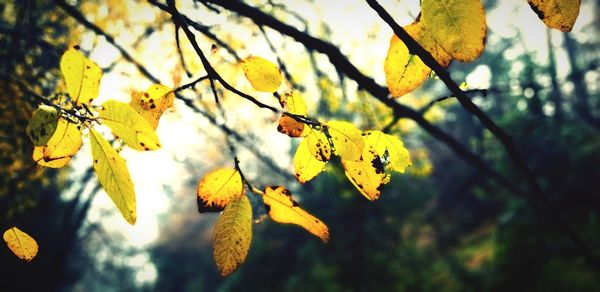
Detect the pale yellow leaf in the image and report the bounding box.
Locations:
[129,84,174,129]
[26,105,59,146]
[197,168,244,213]
[60,46,103,105]
[99,100,161,151]
[385,21,452,97]
[213,195,252,277]
[263,186,330,243]
[528,0,580,32]
[343,147,390,201]
[421,0,486,62]
[305,128,331,162]
[3,227,38,262]
[89,128,136,225]
[241,56,282,92]
[326,120,364,161]
[364,130,411,173]
[294,138,327,183]
[32,118,82,168]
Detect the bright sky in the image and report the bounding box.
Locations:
[60,0,596,286]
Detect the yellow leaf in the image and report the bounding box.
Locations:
[294,138,327,183]
[364,130,411,173]
[385,21,452,97]
[241,56,282,92]
[280,91,307,115]
[528,0,580,32]
[99,100,161,151]
[277,91,308,137]
[263,186,330,243]
[3,227,38,262]
[213,195,252,277]
[421,0,486,62]
[33,118,82,168]
[89,128,136,225]
[59,46,103,105]
[305,128,331,162]
[129,84,174,129]
[326,120,364,161]
[343,147,390,201]
[26,105,59,146]
[197,168,244,213]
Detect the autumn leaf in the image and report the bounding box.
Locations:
[129,84,174,129]
[59,46,103,105]
[32,118,82,168]
[26,105,59,146]
[277,91,308,137]
[99,100,161,151]
[385,21,451,97]
[263,186,330,243]
[89,128,136,225]
[421,0,486,62]
[306,128,331,162]
[241,56,282,92]
[294,138,327,183]
[363,130,411,173]
[325,120,364,161]
[197,168,244,213]
[528,0,580,32]
[343,147,390,201]
[213,195,252,277]
[3,227,38,262]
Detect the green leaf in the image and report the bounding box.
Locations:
[213,195,253,277]
[421,0,486,62]
[60,46,103,105]
[26,105,59,146]
[89,128,136,225]
[99,100,161,151]
[326,120,364,161]
[528,0,580,32]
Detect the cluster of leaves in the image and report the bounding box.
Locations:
[194,55,412,276]
[384,0,580,97]
[3,0,583,278]
[4,46,175,261]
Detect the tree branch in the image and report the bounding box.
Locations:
[364,0,599,268]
